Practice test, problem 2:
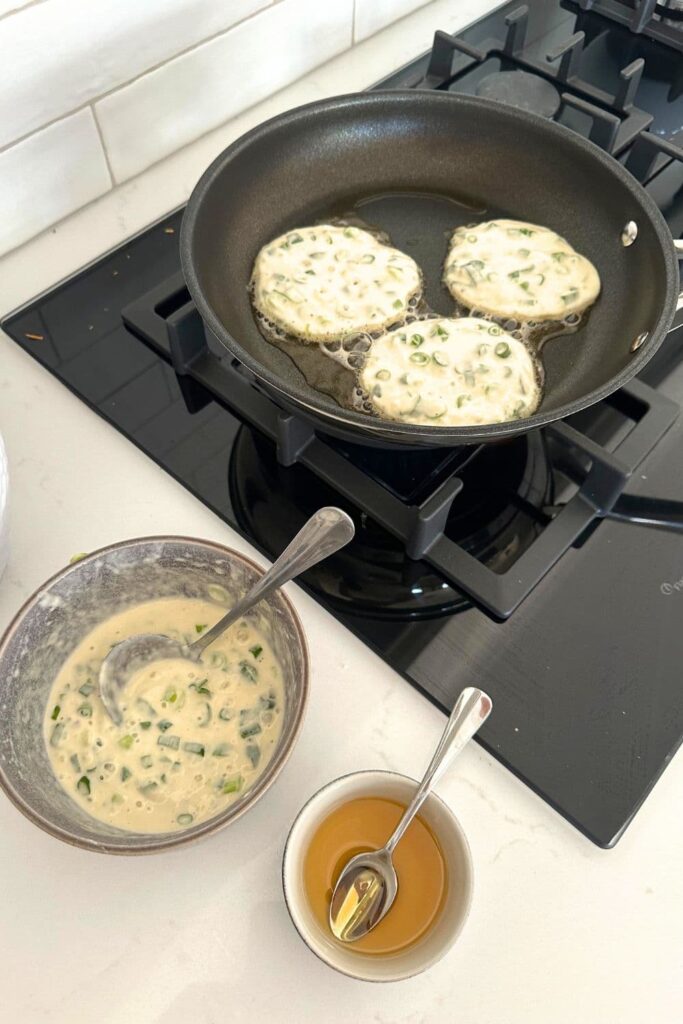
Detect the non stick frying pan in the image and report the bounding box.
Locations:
[180,92,682,448]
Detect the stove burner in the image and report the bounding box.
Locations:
[475,70,561,118]
[229,428,551,619]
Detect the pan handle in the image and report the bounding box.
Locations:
[603,494,683,532]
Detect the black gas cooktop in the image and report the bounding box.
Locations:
[3,0,683,846]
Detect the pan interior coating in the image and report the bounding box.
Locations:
[359,317,541,426]
[444,219,601,321]
[250,224,422,342]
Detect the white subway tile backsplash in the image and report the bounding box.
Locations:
[95,0,353,184]
[0,0,34,17]
[354,0,431,43]
[0,0,269,149]
[0,108,111,257]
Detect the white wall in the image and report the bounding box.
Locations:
[0,0,430,257]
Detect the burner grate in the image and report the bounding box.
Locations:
[422,4,655,152]
[122,274,680,619]
[574,0,683,51]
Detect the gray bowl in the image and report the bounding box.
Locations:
[0,536,309,854]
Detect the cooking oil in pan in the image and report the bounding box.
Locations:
[250,192,593,421]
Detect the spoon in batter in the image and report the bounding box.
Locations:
[329,686,492,943]
[99,507,355,724]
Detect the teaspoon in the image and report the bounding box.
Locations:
[329,686,492,943]
[99,507,355,724]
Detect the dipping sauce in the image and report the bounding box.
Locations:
[303,796,447,955]
[43,597,284,832]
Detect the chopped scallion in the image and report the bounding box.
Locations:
[260,691,277,711]
[221,775,243,795]
[158,734,180,750]
[240,660,258,683]
[239,722,262,740]
[50,723,64,746]
[183,741,205,757]
[246,744,261,768]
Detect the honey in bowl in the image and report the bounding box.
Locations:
[303,795,447,955]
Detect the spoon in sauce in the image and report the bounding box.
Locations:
[99,507,355,724]
[329,686,492,943]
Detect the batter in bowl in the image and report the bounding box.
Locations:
[43,597,284,833]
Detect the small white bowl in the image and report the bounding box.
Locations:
[282,770,473,982]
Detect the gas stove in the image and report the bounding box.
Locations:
[3,0,683,846]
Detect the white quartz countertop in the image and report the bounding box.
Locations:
[1,2,682,1020]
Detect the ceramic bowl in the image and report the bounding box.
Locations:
[282,770,473,982]
[0,536,308,853]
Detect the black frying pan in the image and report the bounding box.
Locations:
[180,92,682,448]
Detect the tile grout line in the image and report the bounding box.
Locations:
[90,105,116,187]
[0,0,48,26]
[0,29,359,257]
[0,103,93,156]
[96,29,359,189]
[0,0,276,155]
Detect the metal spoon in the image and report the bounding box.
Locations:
[99,507,355,724]
[329,686,492,943]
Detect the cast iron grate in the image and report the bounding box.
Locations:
[122,274,680,619]
[411,2,683,160]
[573,0,683,50]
